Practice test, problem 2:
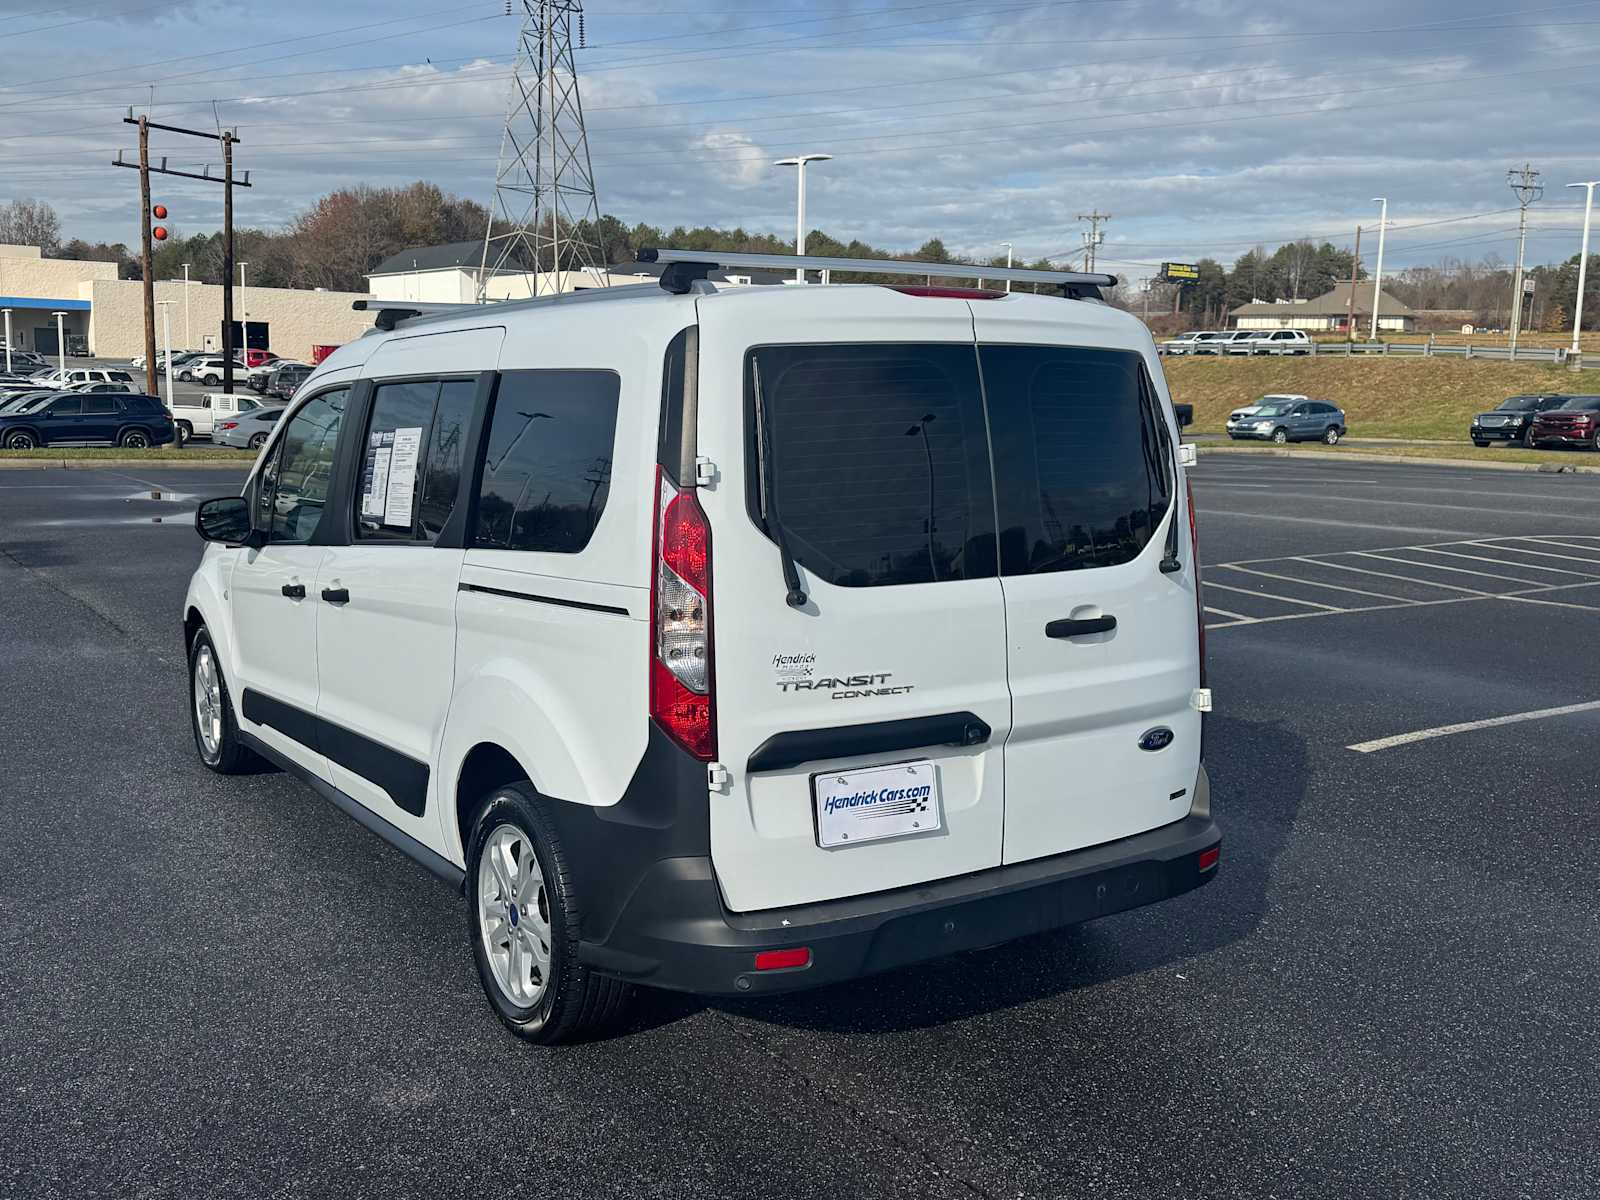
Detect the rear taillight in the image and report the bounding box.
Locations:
[217,421,237,431]
[650,466,716,760]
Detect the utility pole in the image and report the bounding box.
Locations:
[136,117,159,396]
[1368,198,1388,341]
[1507,163,1543,360]
[1077,210,1110,272]
[1346,225,1362,342]
[113,111,251,389]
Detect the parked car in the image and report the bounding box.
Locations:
[249,359,306,394]
[62,380,139,394]
[30,367,136,390]
[0,391,175,449]
[1528,396,1600,450]
[183,262,1219,1043]
[1232,397,1346,444]
[244,349,279,370]
[178,356,246,386]
[1159,331,1206,356]
[267,362,313,401]
[3,351,48,372]
[1244,329,1313,355]
[1225,394,1307,438]
[1187,331,1231,355]
[170,391,261,444]
[1470,394,1575,448]
[213,405,286,449]
[0,390,58,415]
[1220,330,1265,355]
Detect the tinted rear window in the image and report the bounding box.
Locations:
[747,344,996,587]
[981,345,1171,574]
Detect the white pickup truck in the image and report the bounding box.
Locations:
[170,392,261,444]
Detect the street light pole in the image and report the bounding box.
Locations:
[1368,197,1388,342]
[2,308,11,375]
[52,311,68,375]
[238,261,249,367]
[182,262,192,349]
[774,153,831,282]
[1568,178,1593,356]
[1002,241,1014,293]
[158,300,174,404]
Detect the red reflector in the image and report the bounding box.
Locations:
[1198,846,1220,872]
[889,285,1005,300]
[754,948,811,971]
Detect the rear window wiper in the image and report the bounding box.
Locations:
[751,357,808,608]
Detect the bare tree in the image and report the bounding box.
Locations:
[0,197,62,254]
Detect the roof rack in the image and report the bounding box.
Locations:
[637,247,1117,298]
[351,298,480,331]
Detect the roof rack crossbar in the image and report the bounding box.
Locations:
[637,247,1117,294]
[352,298,482,331]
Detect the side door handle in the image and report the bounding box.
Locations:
[1046,615,1116,638]
[280,583,305,599]
[321,587,350,605]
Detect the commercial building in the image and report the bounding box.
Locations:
[1230,281,1417,333]
[0,243,374,361]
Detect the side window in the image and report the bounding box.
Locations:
[260,389,347,544]
[82,396,117,415]
[981,344,1171,576]
[48,397,82,416]
[473,370,620,555]
[355,378,477,542]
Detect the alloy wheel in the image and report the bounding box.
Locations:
[192,642,223,761]
[477,824,553,1009]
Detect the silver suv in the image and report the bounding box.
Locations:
[1232,398,1347,444]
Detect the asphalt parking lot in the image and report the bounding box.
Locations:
[2,454,1598,1198]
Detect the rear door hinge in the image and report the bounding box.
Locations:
[695,456,718,486]
[1190,688,1213,712]
[707,761,731,791]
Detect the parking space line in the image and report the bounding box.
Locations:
[1352,551,1544,586]
[1347,700,1600,753]
[1201,580,1349,611]
[1524,536,1600,554]
[1468,540,1600,566]
[1214,564,1410,602]
[1298,556,1491,594]
[1496,593,1600,613]
[1411,546,1600,578]
[1202,605,1255,625]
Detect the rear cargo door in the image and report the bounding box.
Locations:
[971,319,1200,864]
[696,291,1010,914]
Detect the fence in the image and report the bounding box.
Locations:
[1167,341,1594,367]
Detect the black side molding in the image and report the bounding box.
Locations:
[746,711,991,774]
[459,582,630,617]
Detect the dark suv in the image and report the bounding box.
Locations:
[1470,394,1573,447]
[0,392,176,449]
[267,362,313,401]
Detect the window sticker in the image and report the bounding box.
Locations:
[360,430,393,520]
[383,426,423,528]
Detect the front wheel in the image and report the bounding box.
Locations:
[4,429,38,450]
[1271,427,1289,445]
[466,785,633,1044]
[1323,426,1341,446]
[189,628,256,774]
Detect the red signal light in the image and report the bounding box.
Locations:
[152,204,168,219]
[153,226,169,241]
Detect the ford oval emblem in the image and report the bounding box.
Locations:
[1138,727,1175,752]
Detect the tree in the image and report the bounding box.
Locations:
[0,198,61,254]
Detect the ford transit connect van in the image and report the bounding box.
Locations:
[185,251,1220,1043]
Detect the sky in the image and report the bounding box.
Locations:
[2,0,1598,284]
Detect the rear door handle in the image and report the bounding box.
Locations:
[1046,615,1116,638]
[321,587,350,605]
[280,583,305,599]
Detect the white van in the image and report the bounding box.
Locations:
[183,251,1220,1043]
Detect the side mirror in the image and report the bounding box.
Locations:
[1173,403,1194,428]
[195,496,260,547]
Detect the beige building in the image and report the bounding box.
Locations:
[1230,281,1417,333]
[0,242,374,361]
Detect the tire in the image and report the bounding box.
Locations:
[201,373,219,387]
[178,369,193,382]
[1523,426,1537,449]
[1473,439,1490,448]
[118,427,151,449]
[1271,427,1289,445]
[465,784,634,1045]
[248,431,268,449]
[4,428,38,449]
[188,627,256,774]
[1323,426,1341,446]
[175,421,192,446]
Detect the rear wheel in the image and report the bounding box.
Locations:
[1323,426,1341,446]
[247,431,268,449]
[465,784,633,1044]
[4,429,38,449]
[1271,427,1289,445]
[175,421,192,446]
[118,427,151,449]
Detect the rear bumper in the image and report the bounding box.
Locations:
[579,811,1221,997]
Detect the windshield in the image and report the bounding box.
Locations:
[1255,403,1294,416]
[1496,396,1540,412]
[1556,397,1600,411]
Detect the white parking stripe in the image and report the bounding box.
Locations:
[1497,594,1600,613]
[1353,551,1544,586]
[1347,700,1600,753]
[1468,541,1600,566]
[1202,580,1350,611]
[1299,556,1490,594]
[1202,605,1254,622]
[1412,546,1600,578]
[1214,564,1410,602]
[1524,536,1600,554]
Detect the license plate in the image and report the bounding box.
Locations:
[813,760,940,848]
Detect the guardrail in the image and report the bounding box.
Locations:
[1162,341,1594,367]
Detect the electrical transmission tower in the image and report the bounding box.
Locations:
[480,0,607,301]
[1077,210,1111,271]
[1507,163,1543,357]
